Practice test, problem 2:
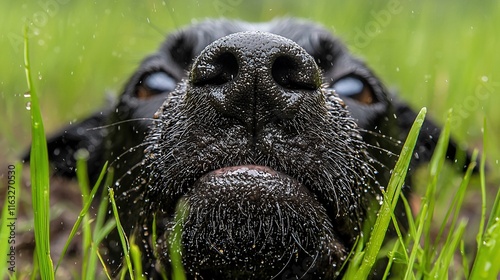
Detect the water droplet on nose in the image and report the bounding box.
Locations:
[26,101,32,110]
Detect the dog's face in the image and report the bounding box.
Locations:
[41,18,470,279]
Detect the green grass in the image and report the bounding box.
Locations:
[344,109,498,279]
[23,25,55,280]
[0,0,499,279]
[56,156,110,279]
[109,187,134,280]
[345,107,427,279]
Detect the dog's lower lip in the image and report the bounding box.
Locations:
[208,165,279,176]
[181,163,343,276]
[194,164,294,195]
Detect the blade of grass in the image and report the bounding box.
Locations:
[421,109,453,272]
[353,107,427,279]
[434,151,477,251]
[405,203,427,279]
[54,160,109,272]
[343,196,385,278]
[398,193,413,261]
[470,119,500,278]
[95,244,113,280]
[341,236,365,279]
[382,241,398,279]
[460,240,470,278]
[31,249,39,280]
[0,163,22,278]
[469,188,500,279]
[152,214,159,259]
[377,199,411,279]
[92,168,116,245]
[430,220,467,279]
[476,118,488,249]
[380,193,413,280]
[150,214,169,280]
[24,26,55,280]
[170,200,188,280]
[76,150,93,279]
[93,220,117,249]
[410,109,456,278]
[109,187,134,280]
[130,237,145,280]
[87,167,115,280]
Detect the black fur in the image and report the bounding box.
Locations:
[28,18,473,279]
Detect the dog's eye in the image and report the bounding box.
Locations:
[331,76,374,104]
[136,72,176,99]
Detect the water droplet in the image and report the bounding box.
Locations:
[25,101,31,110]
[24,91,31,98]
[482,76,489,82]
[484,261,491,271]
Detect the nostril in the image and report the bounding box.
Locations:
[272,55,318,91]
[193,52,239,86]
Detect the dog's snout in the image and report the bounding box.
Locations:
[189,31,322,132]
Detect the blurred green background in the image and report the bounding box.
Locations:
[1,0,498,172]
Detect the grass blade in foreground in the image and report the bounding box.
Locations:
[109,188,134,280]
[170,200,188,280]
[130,238,145,280]
[351,107,427,279]
[408,109,453,277]
[23,26,55,280]
[88,167,115,280]
[469,188,500,279]
[470,119,500,279]
[54,158,108,273]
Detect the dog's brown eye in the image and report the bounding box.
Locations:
[332,76,374,104]
[136,72,176,99]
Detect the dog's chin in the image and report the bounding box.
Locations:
[160,165,348,278]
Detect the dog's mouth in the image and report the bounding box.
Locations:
[140,85,373,278]
[188,165,314,211]
[161,164,348,278]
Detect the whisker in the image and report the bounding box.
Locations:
[115,160,144,186]
[349,136,401,158]
[358,128,403,146]
[87,117,161,131]
[271,247,297,280]
[107,142,153,169]
[301,251,320,278]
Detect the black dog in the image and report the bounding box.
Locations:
[37,18,472,279]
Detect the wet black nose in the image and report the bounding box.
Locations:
[189,31,321,133]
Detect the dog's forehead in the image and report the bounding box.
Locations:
[159,18,353,74]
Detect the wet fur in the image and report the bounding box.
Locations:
[31,18,474,279]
